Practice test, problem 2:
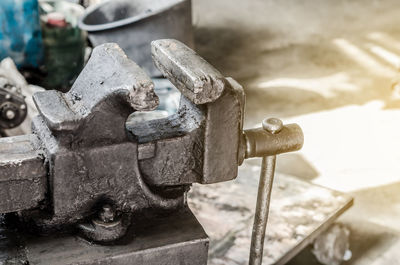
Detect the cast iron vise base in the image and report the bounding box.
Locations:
[0,40,303,265]
[1,210,208,265]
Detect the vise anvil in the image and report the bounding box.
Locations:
[0,40,303,264]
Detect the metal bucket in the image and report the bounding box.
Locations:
[79,0,193,77]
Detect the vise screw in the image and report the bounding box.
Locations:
[0,40,303,265]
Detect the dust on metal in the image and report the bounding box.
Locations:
[0,40,303,264]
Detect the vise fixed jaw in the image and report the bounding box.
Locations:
[0,40,246,238]
[0,39,303,263]
[128,39,246,186]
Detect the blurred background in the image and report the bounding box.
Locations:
[191,1,400,264]
[2,0,400,264]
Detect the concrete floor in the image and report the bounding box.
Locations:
[192,0,400,264]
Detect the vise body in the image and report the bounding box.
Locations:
[0,40,303,265]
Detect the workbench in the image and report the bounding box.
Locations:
[189,161,353,265]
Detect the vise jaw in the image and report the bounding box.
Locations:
[0,39,303,264]
[130,39,246,186]
[29,43,186,231]
[0,40,247,235]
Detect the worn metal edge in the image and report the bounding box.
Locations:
[274,194,354,265]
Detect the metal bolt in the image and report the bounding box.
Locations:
[262,118,283,134]
[99,204,115,223]
[20,104,26,110]
[5,94,11,100]
[5,110,15,120]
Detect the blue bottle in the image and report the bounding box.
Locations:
[0,0,44,68]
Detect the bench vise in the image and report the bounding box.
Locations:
[0,40,303,265]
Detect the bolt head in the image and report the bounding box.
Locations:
[262,118,283,134]
[5,110,15,120]
[99,204,116,222]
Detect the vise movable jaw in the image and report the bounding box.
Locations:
[0,40,303,264]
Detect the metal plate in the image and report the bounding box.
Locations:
[189,162,353,265]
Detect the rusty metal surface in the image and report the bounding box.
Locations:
[188,163,353,265]
[0,134,46,213]
[0,39,309,264]
[244,124,304,159]
[0,210,208,265]
[152,39,225,105]
[248,117,302,265]
[129,39,246,185]
[28,43,182,230]
[249,155,277,265]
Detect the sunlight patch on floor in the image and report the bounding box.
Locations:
[367,32,400,53]
[256,72,359,98]
[333,38,397,78]
[366,43,400,69]
[283,100,400,192]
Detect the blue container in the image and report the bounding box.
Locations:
[0,0,44,68]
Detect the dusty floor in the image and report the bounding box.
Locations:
[192,0,400,264]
